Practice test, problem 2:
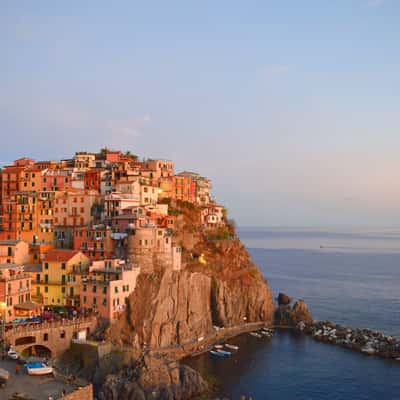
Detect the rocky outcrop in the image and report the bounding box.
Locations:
[108,269,214,348]
[97,355,208,400]
[103,201,276,399]
[275,299,313,326]
[277,292,292,306]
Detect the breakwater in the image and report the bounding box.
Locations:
[297,320,400,361]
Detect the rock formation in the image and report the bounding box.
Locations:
[277,292,292,306]
[108,201,275,350]
[100,201,276,399]
[275,299,313,326]
[97,355,207,400]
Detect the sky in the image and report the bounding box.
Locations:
[1,0,399,227]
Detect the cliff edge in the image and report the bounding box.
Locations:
[107,200,275,350]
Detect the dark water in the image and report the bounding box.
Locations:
[184,228,400,399]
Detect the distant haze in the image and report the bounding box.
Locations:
[1,1,399,227]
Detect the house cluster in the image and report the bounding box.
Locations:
[0,149,226,323]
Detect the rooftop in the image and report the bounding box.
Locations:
[43,249,80,263]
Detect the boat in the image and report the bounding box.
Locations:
[260,331,272,337]
[225,344,239,350]
[26,362,53,376]
[249,332,262,338]
[214,344,224,349]
[210,350,228,357]
[217,349,231,356]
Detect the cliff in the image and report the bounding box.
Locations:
[107,201,275,349]
[101,201,275,399]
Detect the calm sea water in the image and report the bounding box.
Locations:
[185,228,400,400]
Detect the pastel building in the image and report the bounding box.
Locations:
[0,240,30,265]
[32,249,89,306]
[80,259,140,321]
[73,225,114,260]
[41,168,73,192]
[200,204,226,228]
[0,264,36,322]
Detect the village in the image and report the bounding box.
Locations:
[0,148,228,398]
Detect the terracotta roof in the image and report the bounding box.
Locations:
[43,249,80,263]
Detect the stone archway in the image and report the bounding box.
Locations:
[21,344,52,358]
[15,336,36,346]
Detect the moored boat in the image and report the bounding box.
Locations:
[249,332,262,338]
[217,349,232,356]
[225,344,239,350]
[26,362,53,376]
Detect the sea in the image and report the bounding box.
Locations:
[184,228,400,400]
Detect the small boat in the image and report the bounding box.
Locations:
[260,331,272,337]
[210,350,230,357]
[217,350,231,356]
[26,362,53,376]
[214,344,224,349]
[225,344,239,350]
[249,332,262,338]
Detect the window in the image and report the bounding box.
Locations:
[102,298,107,306]
[114,286,118,294]
[93,285,97,293]
[60,330,66,339]
[61,275,66,284]
[44,263,49,270]
[83,284,87,292]
[61,287,66,294]
[44,274,48,283]
[61,263,66,270]
[83,296,87,303]
[7,247,12,256]
[44,286,48,293]
[103,286,107,294]
[44,333,48,341]
[93,297,97,305]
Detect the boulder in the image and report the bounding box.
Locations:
[277,293,291,306]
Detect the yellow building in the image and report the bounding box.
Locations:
[32,249,89,306]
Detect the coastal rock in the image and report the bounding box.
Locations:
[108,201,275,349]
[277,293,292,306]
[96,355,208,400]
[291,300,313,324]
[274,299,313,326]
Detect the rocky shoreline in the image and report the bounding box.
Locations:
[296,320,400,361]
[275,292,400,362]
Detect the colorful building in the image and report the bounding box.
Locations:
[0,264,38,322]
[32,249,89,306]
[80,259,140,321]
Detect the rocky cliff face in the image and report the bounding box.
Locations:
[102,201,275,399]
[97,355,208,400]
[108,237,275,349]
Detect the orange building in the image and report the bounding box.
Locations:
[73,225,114,260]
[54,190,100,227]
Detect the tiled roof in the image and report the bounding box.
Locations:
[43,249,80,263]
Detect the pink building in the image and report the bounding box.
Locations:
[0,264,39,322]
[80,259,140,321]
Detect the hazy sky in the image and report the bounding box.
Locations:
[1,1,399,227]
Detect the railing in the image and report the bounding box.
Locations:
[4,316,97,337]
